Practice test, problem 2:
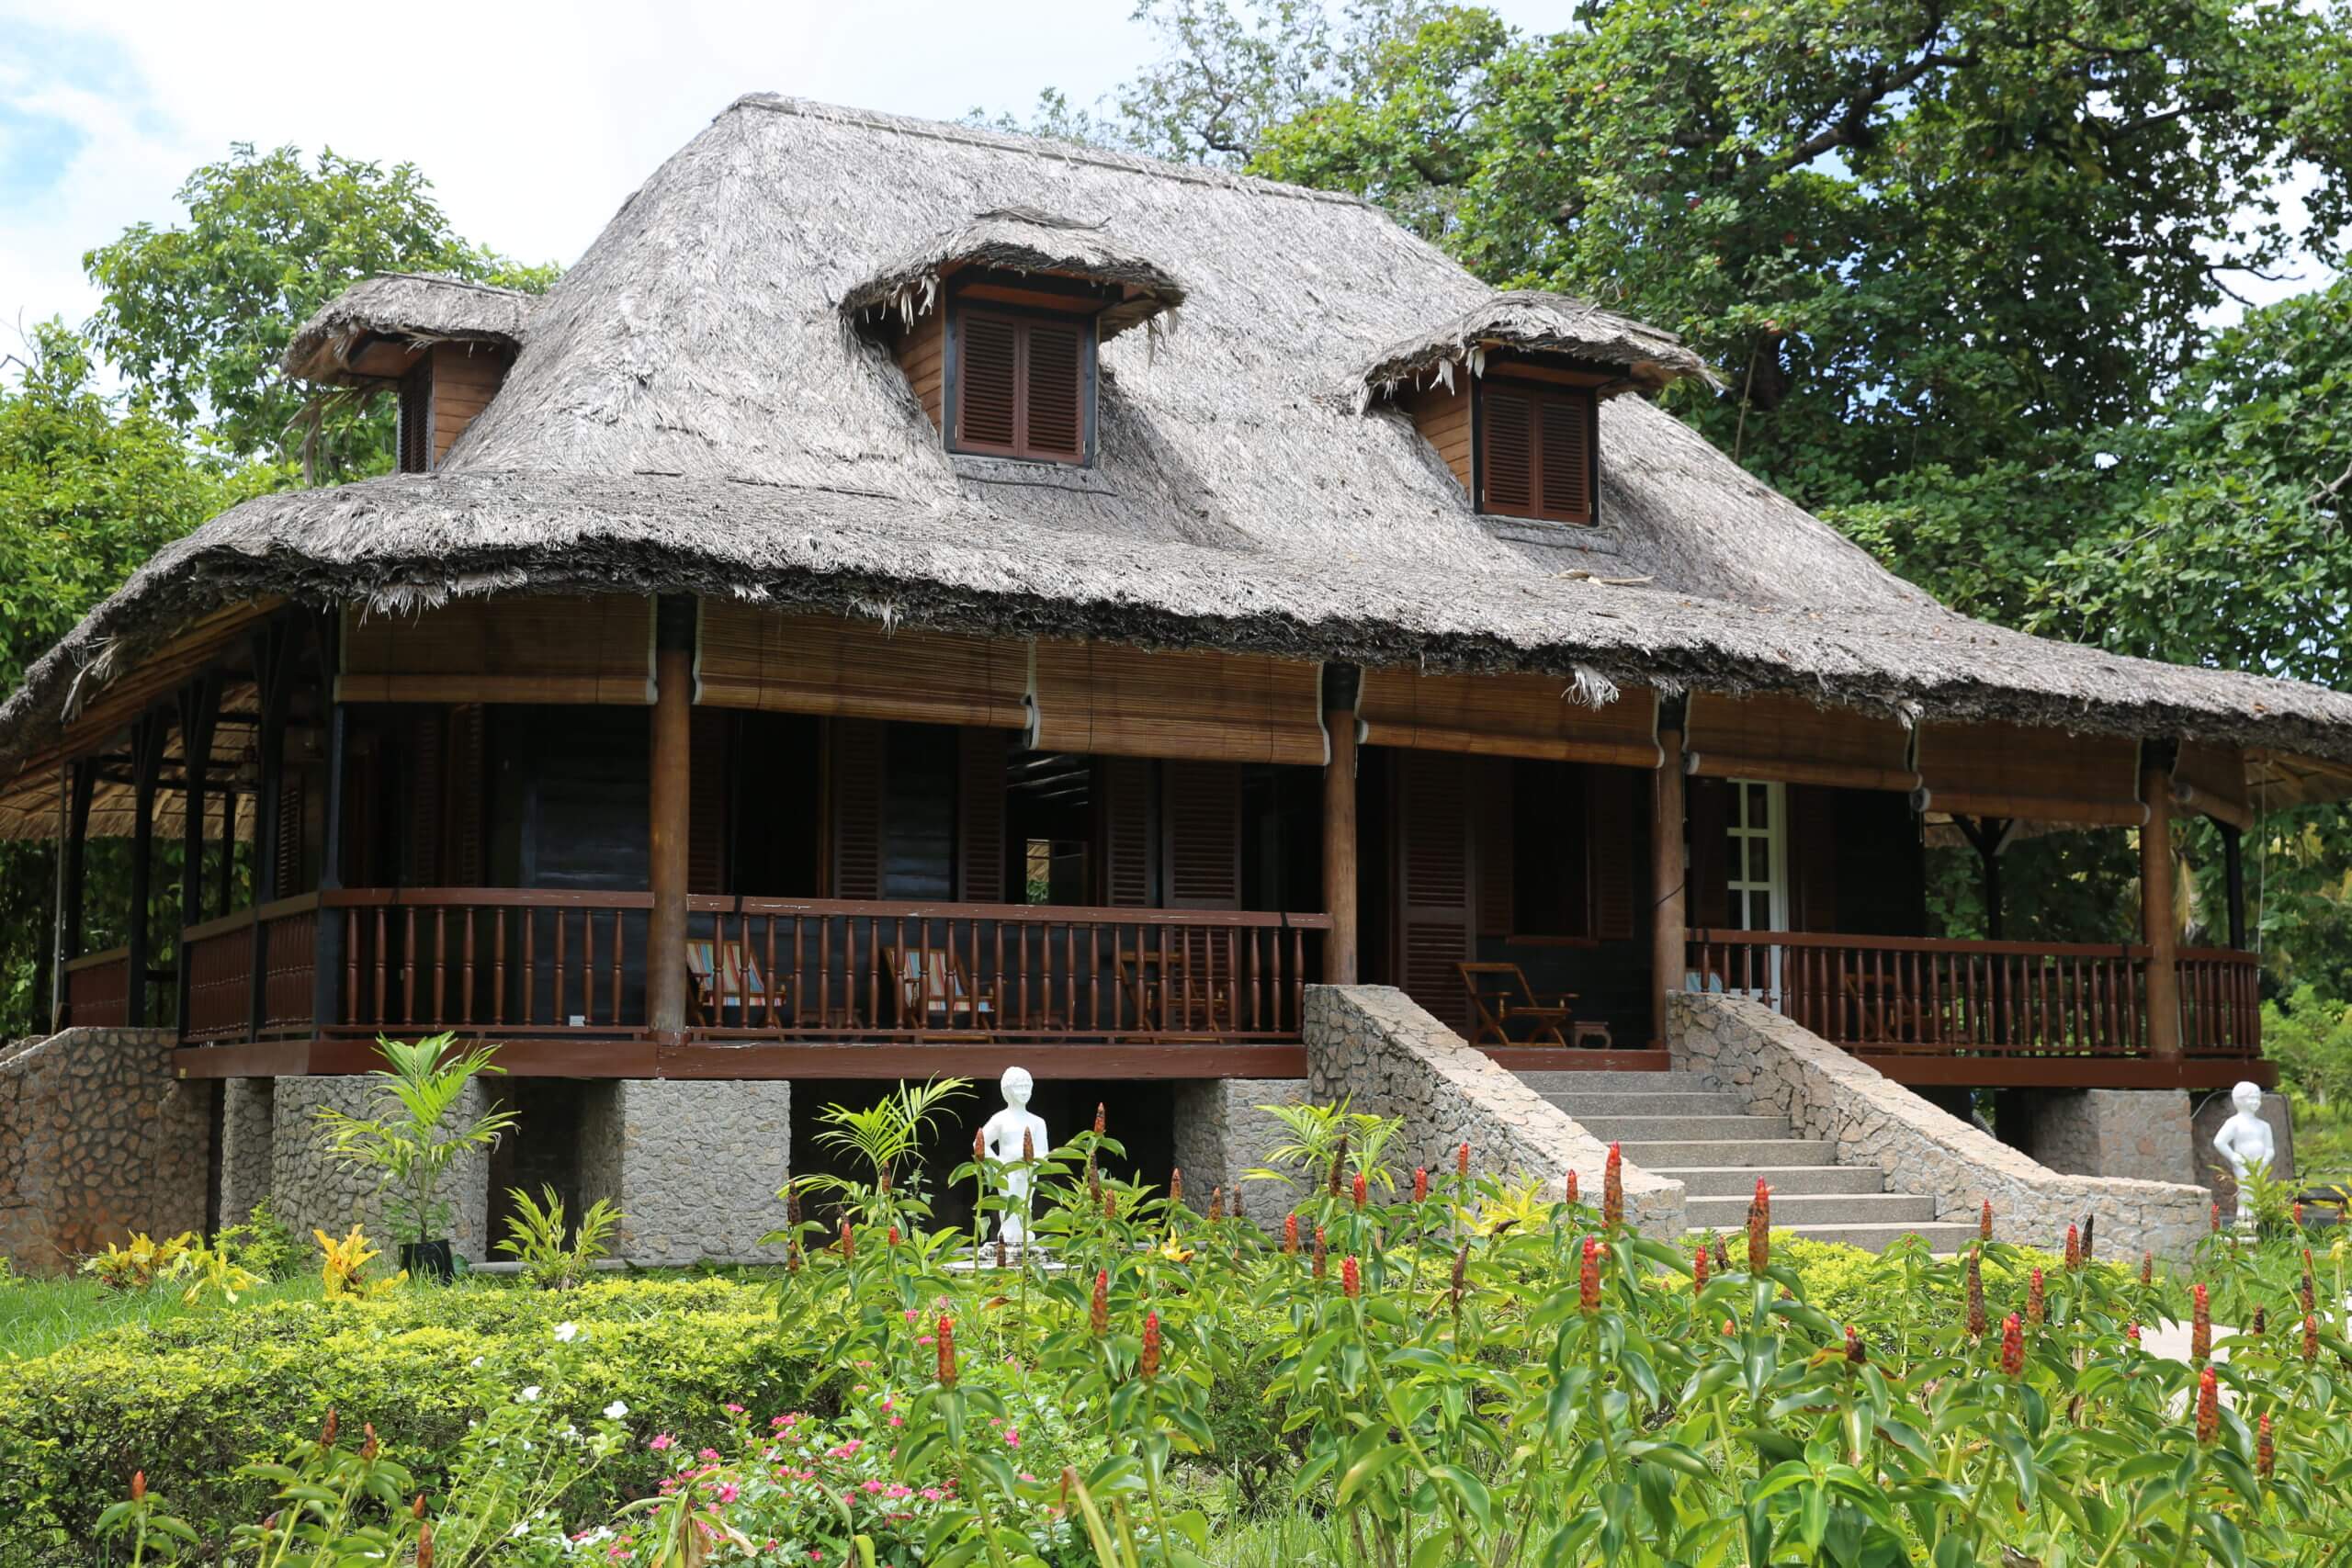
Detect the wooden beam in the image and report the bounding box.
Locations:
[2141,752,2182,1059]
[174,1038,1314,1080]
[645,597,695,1037]
[1322,669,1360,984]
[1651,713,1689,1047]
[124,714,168,1027]
[1858,1054,2271,1091]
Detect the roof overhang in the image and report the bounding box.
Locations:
[284,273,535,386]
[1357,290,1718,407]
[841,207,1186,343]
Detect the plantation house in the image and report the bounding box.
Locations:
[2,96,2344,1269]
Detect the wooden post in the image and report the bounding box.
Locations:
[1321,666,1360,985]
[52,761,96,1032]
[2141,750,2181,1058]
[646,595,695,1038]
[312,698,346,1032]
[125,713,167,1027]
[1651,711,1689,1048]
[2220,822,2247,952]
[176,675,221,1032]
[249,623,296,1038]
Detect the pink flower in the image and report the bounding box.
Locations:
[717,1483,741,1505]
[1003,1428,1022,1448]
[698,1448,720,1462]
[723,1403,745,1415]
[888,1415,903,1427]
[650,1434,675,1452]
[863,1479,887,1494]
[921,1487,944,1501]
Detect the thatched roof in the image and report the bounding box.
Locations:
[841,206,1185,341]
[4,93,2350,787]
[284,272,537,383]
[1356,291,1717,401]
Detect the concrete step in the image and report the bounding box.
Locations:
[1660,1164,1887,1197]
[1719,1220,1981,1254]
[1514,1070,1689,1094]
[1685,1190,1935,1228]
[1618,1138,1838,1168]
[1577,1114,1792,1143]
[1535,1090,1749,1120]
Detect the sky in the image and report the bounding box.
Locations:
[0,0,1587,351]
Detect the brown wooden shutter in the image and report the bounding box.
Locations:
[1097,757,1155,907]
[274,773,306,897]
[396,366,431,475]
[1392,750,1475,1032]
[1788,784,1838,933]
[1481,389,1534,514]
[1023,321,1085,460]
[1586,765,1638,942]
[401,711,445,886]
[1537,393,1593,523]
[1162,761,1241,908]
[1474,759,1513,939]
[955,312,1019,451]
[443,705,485,886]
[828,718,886,899]
[957,729,1008,903]
[687,707,729,897]
[1685,775,1731,929]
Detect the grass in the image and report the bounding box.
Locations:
[0,1271,332,1360]
[2295,1102,2352,1187]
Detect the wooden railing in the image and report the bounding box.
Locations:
[303,888,1329,1043]
[62,946,132,1029]
[181,894,320,1043]
[1684,930,2262,1059]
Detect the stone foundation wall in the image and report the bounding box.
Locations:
[579,1079,791,1265]
[2002,1089,2194,1186]
[1168,1078,1310,1228]
[1669,993,2210,1261]
[216,1078,277,1228]
[0,1028,209,1274]
[1304,985,1685,1235]
[270,1077,493,1261]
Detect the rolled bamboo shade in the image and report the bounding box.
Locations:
[1357,668,1660,767]
[2172,740,2253,830]
[1028,641,1327,765]
[338,595,654,704]
[696,604,1027,728]
[1684,692,1917,792]
[1913,721,2146,826]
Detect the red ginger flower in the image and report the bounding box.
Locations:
[2195,1366,2220,1445]
[2258,1413,2275,1479]
[2305,1314,2321,1365]
[2126,1322,2142,1347]
[974,1128,986,1162]
[1017,1126,1034,1159]
[1090,1269,1109,1337]
[1457,1141,1470,1180]
[1845,1325,1867,1366]
[936,1315,957,1387]
[2064,1224,2081,1270]
[360,1424,379,1462]
[1170,1168,1182,1207]
[1980,1200,1993,1242]
[1999,1313,2024,1377]
[2141,1251,2154,1287]
[1746,1179,1770,1274]
[1413,1167,1429,1202]
[417,1521,435,1568]
[887,1225,899,1247]
[1313,1225,1328,1279]
[2192,1283,2211,1366]
[1283,1213,1299,1255]
[840,1220,854,1259]
[1102,1190,1117,1221]
[2027,1268,2045,1326]
[1966,1247,1987,1338]
[130,1472,145,1503]
[1578,1236,1601,1314]
[1342,1256,1362,1299]
[321,1408,339,1449]
[1603,1144,1624,1230]
[2253,1306,2267,1336]
[1693,1241,1710,1290]
[1140,1310,1161,1380]
[1209,1187,1224,1224]
[2211,1201,2222,1234]
[1351,1171,1367,1210]
[1094,1102,1107,1137]
[1566,1169,1579,1205]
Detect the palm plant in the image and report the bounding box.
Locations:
[313,1033,516,1261]
[796,1077,973,1229]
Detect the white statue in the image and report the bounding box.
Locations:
[979,1066,1049,1252]
[2212,1080,2278,1230]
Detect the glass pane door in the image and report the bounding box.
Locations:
[1724,780,1788,998]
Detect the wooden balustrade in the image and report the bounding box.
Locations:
[61,946,132,1029]
[330,889,651,1036]
[181,895,320,1043]
[1684,930,2261,1059]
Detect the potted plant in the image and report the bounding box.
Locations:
[314,1032,516,1281]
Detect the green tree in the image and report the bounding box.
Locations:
[84,143,557,481]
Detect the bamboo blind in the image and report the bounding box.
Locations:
[1683,692,1918,792]
[2244,748,2352,812]
[1357,668,1660,767]
[696,604,1028,728]
[1028,642,1327,765]
[2172,741,2253,830]
[338,596,654,705]
[1913,721,2146,826]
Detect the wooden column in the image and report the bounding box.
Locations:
[125,713,167,1028]
[1651,711,1689,1048]
[311,697,346,1032]
[646,595,695,1038]
[52,760,96,1032]
[2141,750,2182,1059]
[1321,665,1360,985]
[2220,822,2247,952]
[175,675,221,1032]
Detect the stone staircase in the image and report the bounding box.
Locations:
[1517,1069,1982,1252]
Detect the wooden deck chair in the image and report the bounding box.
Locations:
[685,938,778,1027]
[1457,962,1577,1049]
[882,945,999,1035]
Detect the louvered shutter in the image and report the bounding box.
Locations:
[1481,389,1534,514]
[1685,775,1731,929]
[443,705,486,886]
[1585,765,1638,941]
[827,719,886,899]
[1474,759,1513,939]
[402,711,445,886]
[1537,394,1593,523]
[955,313,1020,451]
[957,729,1008,903]
[687,707,729,896]
[1162,761,1240,908]
[1392,750,1475,1032]
[397,366,432,475]
[1788,784,1838,933]
[275,773,306,897]
[1097,757,1154,907]
[1023,321,1085,461]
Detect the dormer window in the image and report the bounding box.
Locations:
[950,301,1092,464]
[282,273,533,476]
[1476,375,1595,525]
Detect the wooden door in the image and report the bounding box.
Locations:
[1095,757,1155,907]
[828,718,886,900]
[956,729,1009,904]
[1390,750,1475,1032]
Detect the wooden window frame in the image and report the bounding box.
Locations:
[1472,376,1600,526]
[945,297,1100,467]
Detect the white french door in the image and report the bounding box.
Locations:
[1724,779,1789,999]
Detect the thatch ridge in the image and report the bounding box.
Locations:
[840,206,1187,341]
[284,272,537,381]
[1357,291,1717,400]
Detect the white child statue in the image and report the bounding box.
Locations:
[2211,1079,2278,1231]
[979,1066,1049,1252]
